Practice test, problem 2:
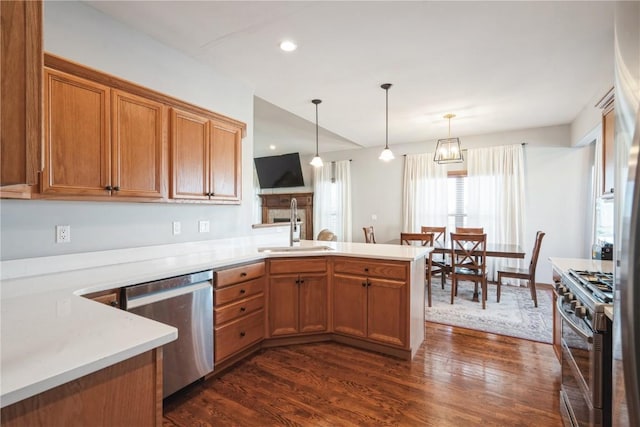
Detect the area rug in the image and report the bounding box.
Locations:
[425,282,553,343]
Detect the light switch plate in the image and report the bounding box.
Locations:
[199,220,210,233]
[172,221,181,235]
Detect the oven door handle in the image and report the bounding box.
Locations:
[556,297,593,343]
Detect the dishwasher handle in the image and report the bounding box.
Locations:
[126,281,212,310]
[124,270,213,300]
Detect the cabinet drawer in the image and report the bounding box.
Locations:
[269,258,327,275]
[215,277,264,306]
[215,262,265,288]
[215,309,264,362]
[83,289,121,308]
[333,259,407,281]
[215,293,264,325]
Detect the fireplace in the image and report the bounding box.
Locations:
[259,192,313,240]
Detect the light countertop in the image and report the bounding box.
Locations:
[548,257,614,275]
[0,239,430,407]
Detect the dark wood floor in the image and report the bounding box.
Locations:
[163,322,562,426]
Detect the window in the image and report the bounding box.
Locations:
[447,175,467,231]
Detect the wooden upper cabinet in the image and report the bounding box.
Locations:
[42,69,111,196]
[42,69,166,199]
[111,90,166,199]
[210,119,242,201]
[602,104,615,195]
[0,0,42,198]
[170,109,242,203]
[170,108,210,200]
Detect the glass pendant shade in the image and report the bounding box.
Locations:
[310,155,323,167]
[434,137,463,163]
[434,113,463,164]
[379,147,395,161]
[310,99,323,168]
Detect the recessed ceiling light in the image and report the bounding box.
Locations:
[279,40,297,52]
[269,144,276,150]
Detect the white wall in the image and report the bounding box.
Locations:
[314,124,593,284]
[0,1,256,260]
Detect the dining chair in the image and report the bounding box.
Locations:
[450,232,488,309]
[455,227,484,234]
[401,232,435,307]
[363,226,376,244]
[496,231,546,307]
[421,226,450,289]
[316,229,337,241]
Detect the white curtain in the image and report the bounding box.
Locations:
[466,144,526,281]
[313,160,352,242]
[402,153,448,232]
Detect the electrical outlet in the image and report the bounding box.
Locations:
[56,225,71,243]
[172,221,181,235]
[371,214,377,221]
[198,220,210,233]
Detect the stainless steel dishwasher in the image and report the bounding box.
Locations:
[123,270,213,398]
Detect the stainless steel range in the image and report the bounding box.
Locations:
[556,269,613,427]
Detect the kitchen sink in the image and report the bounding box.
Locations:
[257,245,335,253]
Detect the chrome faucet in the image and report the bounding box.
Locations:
[290,197,299,246]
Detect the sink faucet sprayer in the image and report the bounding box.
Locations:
[290,197,299,246]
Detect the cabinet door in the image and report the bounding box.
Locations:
[333,274,367,338]
[170,108,209,200]
[367,278,407,347]
[0,0,42,191]
[42,69,110,195]
[111,90,166,199]
[210,119,241,202]
[299,274,328,333]
[268,275,299,336]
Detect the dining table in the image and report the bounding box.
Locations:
[385,238,525,304]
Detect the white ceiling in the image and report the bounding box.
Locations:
[86,1,614,157]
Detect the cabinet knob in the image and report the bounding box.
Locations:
[364,267,369,272]
[110,301,119,307]
[113,186,120,191]
[240,289,246,294]
[105,185,113,191]
[299,279,304,284]
[362,282,367,287]
[240,307,246,312]
[240,331,246,337]
[367,280,371,287]
[240,272,247,277]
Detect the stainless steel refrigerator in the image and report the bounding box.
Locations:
[613,2,640,426]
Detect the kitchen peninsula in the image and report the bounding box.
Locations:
[0,237,430,425]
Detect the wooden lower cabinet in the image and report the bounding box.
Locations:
[214,262,266,364]
[333,258,408,348]
[268,258,328,337]
[1,348,163,427]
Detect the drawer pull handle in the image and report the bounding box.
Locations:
[240,289,246,294]
[240,307,246,312]
[240,331,246,337]
[240,272,247,277]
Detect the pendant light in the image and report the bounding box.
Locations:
[310,99,323,167]
[434,113,463,164]
[379,83,395,161]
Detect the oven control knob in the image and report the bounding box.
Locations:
[557,286,568,296]
[575,306,587,318]
[564,293,574,303]
[570,300,579,310]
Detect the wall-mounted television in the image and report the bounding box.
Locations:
[254,152,305,189]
